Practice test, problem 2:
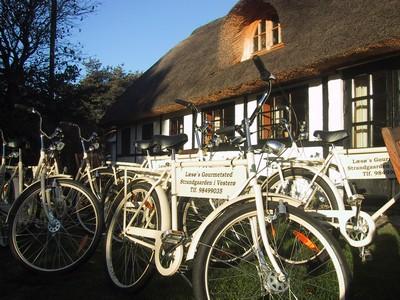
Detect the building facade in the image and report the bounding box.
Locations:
[103,0,400,199]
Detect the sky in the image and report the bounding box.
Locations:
[71,0,238,73]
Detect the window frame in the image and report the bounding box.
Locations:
[252,18,283,55]
[169,116,184,135]
[141,122,153,140]
[120,127,131,156]
[257,86,308,142]
[202,103,235,146]
[342,56,400,149]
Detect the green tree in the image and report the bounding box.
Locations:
[0,0,97,107]
[77,59,141,125]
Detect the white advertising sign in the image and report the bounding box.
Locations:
[338,148,395,179]
[176,166,247,199]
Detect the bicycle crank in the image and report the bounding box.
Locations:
[155,231,186,276]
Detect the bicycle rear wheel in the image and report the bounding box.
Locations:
[101,170,137,221]
[193,201,350,299]
[8,178,103,273]
[264,167,340,211]
[104,181,161,291]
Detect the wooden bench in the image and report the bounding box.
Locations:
[382,127,400,184]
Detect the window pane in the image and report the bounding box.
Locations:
[261,34,266,49]
[223,105,235,127]
[253,36,259,51]
[202,104,235,145]
[121,127,131,155]
[272,28,280,45]
[353,75,369,97]
[258,86,307,141]
[260,20,266,33]
[372,71,387,127]
[290,87,308,135]
[353,125,368,148]
[352,99,368,123]
[142,123,153,140]
[170,117,184,135]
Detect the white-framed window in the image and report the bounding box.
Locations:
[202,104,235,146]
[349,72,386,148]
[258,86,308,141]
[169,116,184,135]
[253,19,282,54]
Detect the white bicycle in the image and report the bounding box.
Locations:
[104,56,350,299]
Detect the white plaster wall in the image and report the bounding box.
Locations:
[162,119,170,135]
[235,102,244,132]
[328,77,344,131]
[184,114,193,149]
[308,82,323,141]
[247,99,258,145]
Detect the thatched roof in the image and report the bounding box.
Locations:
[103,0,400,126]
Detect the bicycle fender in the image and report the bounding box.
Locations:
[119,176,171,231]
[185,193,300,261]
[279,166,345,211]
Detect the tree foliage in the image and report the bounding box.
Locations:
[0,0,97,106]
[0,1,141,167]
[77,59,141,125]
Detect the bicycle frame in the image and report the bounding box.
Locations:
[117,63,291,279]
[273,134,400,248]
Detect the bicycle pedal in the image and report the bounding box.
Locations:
[178,264,190,272]
[361,249,373,263]
[348,194,365,206]
[161,230,185,245]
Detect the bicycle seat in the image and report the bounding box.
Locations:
[153,134,188,151]
[313,130,348,144]
[135,139,155,151]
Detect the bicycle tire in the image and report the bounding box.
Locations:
[80,167,114,200]
[192,201,350,299]
[104,181,161,291]
[101,169,137,220]
[8,178,103,273]
[264,167,340,211]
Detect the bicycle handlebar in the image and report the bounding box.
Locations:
[49,127,63,140]
[14,104,38,115]
[175,99,199,113]
[60,121,98,152]
[252,55,274,81]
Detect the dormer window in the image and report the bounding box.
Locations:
[253,19,282,53]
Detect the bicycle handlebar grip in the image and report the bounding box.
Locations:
[175,99,198,113]
[252,55,274,81]
[89,132,98,140]
[14,103,34,113]
[49,127,63,139]
[175,99,190,107]
[215,126,236,136]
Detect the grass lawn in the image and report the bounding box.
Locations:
[347,220,400,300]
[1,218,399,299]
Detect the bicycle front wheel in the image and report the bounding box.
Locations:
[8,178,103,273]
[193,201,350,299]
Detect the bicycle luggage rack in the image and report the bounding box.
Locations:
[382,127,400,184]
